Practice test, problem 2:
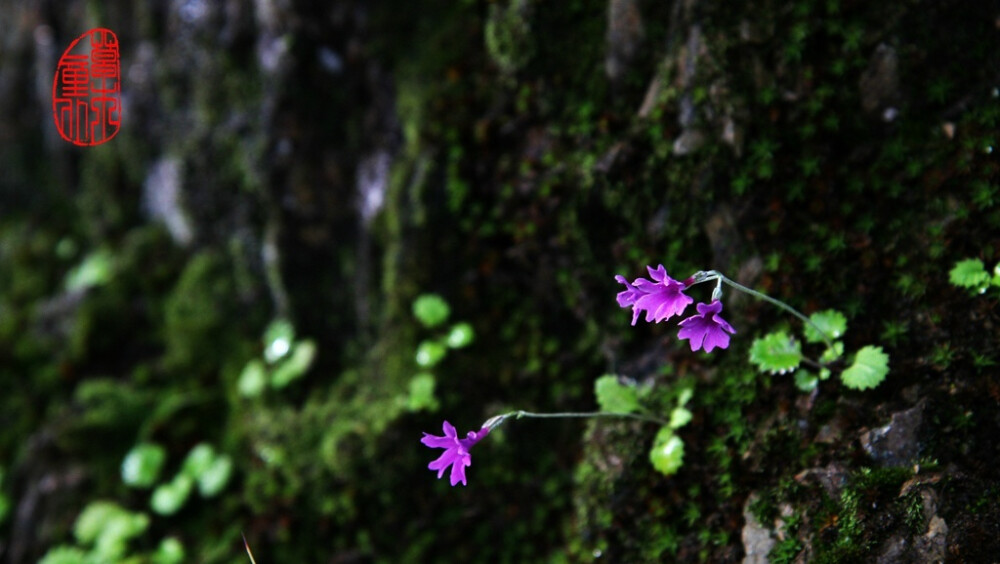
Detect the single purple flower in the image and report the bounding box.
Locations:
[615,264,694,325]
[677,300,737,352]
[421,421,491,486]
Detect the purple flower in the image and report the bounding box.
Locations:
[615,264,694,325]
[421,421,491,486]
[677,300,737,352]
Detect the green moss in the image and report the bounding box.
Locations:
[163,252,239,371]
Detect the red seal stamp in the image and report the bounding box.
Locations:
[52,28,121,146]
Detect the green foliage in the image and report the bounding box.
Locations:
[405,294,475,413]
[406,373,439,411]
[594,375,640,414]
[749,331,803,374]
[445,322,475,348]
[804,310,847,342]
[270,340,317,389]
[0,467,8,526]
[841,346,890,390]
[412,294,451,328]
[649,427,685,476]
[38,501,150,564]
[149,443,232,516]
[239,322,317,396]
[949,258,1000,293]
[668,406,693,429]
[237,359,268,397]
[64,248,115,292]
[263,318,296,363]
[151,475,193,516]
[415,340,447,368]
[121,443,166,488]
[153,538,185,564]
[752,308,888,391]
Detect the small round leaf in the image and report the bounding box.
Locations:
[649,427,685,476]
[412,294,451,328]
[445,322,475,348]
[121,442,167,488]
[415,340,447,368]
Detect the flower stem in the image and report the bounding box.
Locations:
[484,410,668,430]
[697,270,836,350]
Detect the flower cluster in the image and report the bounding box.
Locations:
[615,264,736,352]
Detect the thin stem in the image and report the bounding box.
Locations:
[485,410,668,430]
[703,271,836,350]
[799,356,824,370]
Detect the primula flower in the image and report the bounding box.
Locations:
[421,421,491,486]
[615,264,694,325]
[677,300,737,352]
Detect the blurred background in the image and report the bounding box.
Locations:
[1,0,998,562]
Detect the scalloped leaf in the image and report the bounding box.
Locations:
[649,427,685,476]
[749,332,802,374]
[804,310,847,343]
[841,345,890,390]
[949,259,989,289]
[594,375,640,414]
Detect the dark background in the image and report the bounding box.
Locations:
[1,0,998,562]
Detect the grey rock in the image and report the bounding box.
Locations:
[742,494,776,564]
[860,402,924,466]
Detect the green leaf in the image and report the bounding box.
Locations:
[65,248,114,292]
[677,387,694,407]
[153,537,186,564]
[0,492,8,526]
[992,263,1000,287]
[197,455,233,497]
[74,501,148,557]
[151,475,193,516]
[412,294,451,328]
[820,341,845,363]
[649,427,685,476]
[594,375,640,414]
[121,442,167,488]
[38,546,89,564]
[182,443,216,478]
[949,259,990,290]
[804,309,847,343]
[445,322,475,348]
[669,406,693,429]
[237,359,268,397]
[263,318,296,363]
[841,345,890,390]
[749,332,803,374]
[793,370,818,392]
[415,340,447,368]
[270,339,317,388]
[407,373,439,412]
